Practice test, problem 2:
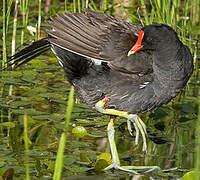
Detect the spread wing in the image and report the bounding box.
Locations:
[46,9,153,75]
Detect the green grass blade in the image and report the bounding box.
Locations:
[64,86,75,131]
[19,0,29,45]
[140,0,149,25]
[53,133,66,180]
[24,114,30,180]
[2,0,7,67]
[88,0,98,11]
[6,0,14,32]
[11,0,19,56]
[77,0,81,13]
[53,86,74,180]
[73,0,76,12]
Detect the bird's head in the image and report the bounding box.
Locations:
[128,24,178,56]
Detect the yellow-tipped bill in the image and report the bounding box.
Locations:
[127,30,144,56]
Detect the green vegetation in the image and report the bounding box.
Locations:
[23,114,30,180]
[0,0,200,179]
[53,86,74,180]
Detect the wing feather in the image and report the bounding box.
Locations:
[47,10,153,75]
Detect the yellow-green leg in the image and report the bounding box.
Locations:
[95,97,160,173]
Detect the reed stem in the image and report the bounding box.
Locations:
[37,0,42,40]
[12,0,19,56]
[2,0,7,67]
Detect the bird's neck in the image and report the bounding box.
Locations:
[152,39,186,91]
[152,38,193,99]
[153,39,182,72]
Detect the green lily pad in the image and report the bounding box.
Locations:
[94,153,112,171]
[80,153,91,163]
[35,125,58,146]
[182,171,200,180]
[0,122,15,128]
[94,159,110,172]
[0,161,5,167]
[64,157,76,166]
[72,126,87,138]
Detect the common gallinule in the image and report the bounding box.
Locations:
[6,9,193,173]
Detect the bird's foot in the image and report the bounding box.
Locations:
[127,114,147,152]
[104,162,160,174]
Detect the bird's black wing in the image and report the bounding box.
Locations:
[46,9,153,75]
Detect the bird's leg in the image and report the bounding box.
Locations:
[104,116,138,173]
[95,97,147,152]
[95,96,160,173]
[104,117,120,168]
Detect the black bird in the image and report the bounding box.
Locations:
[6,10,193,173]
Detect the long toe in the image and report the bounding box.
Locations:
[104,163,160,174]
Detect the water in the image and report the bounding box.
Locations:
[0,50,199,179]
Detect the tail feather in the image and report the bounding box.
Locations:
[6,38,50,69]
[4,37,91,84]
